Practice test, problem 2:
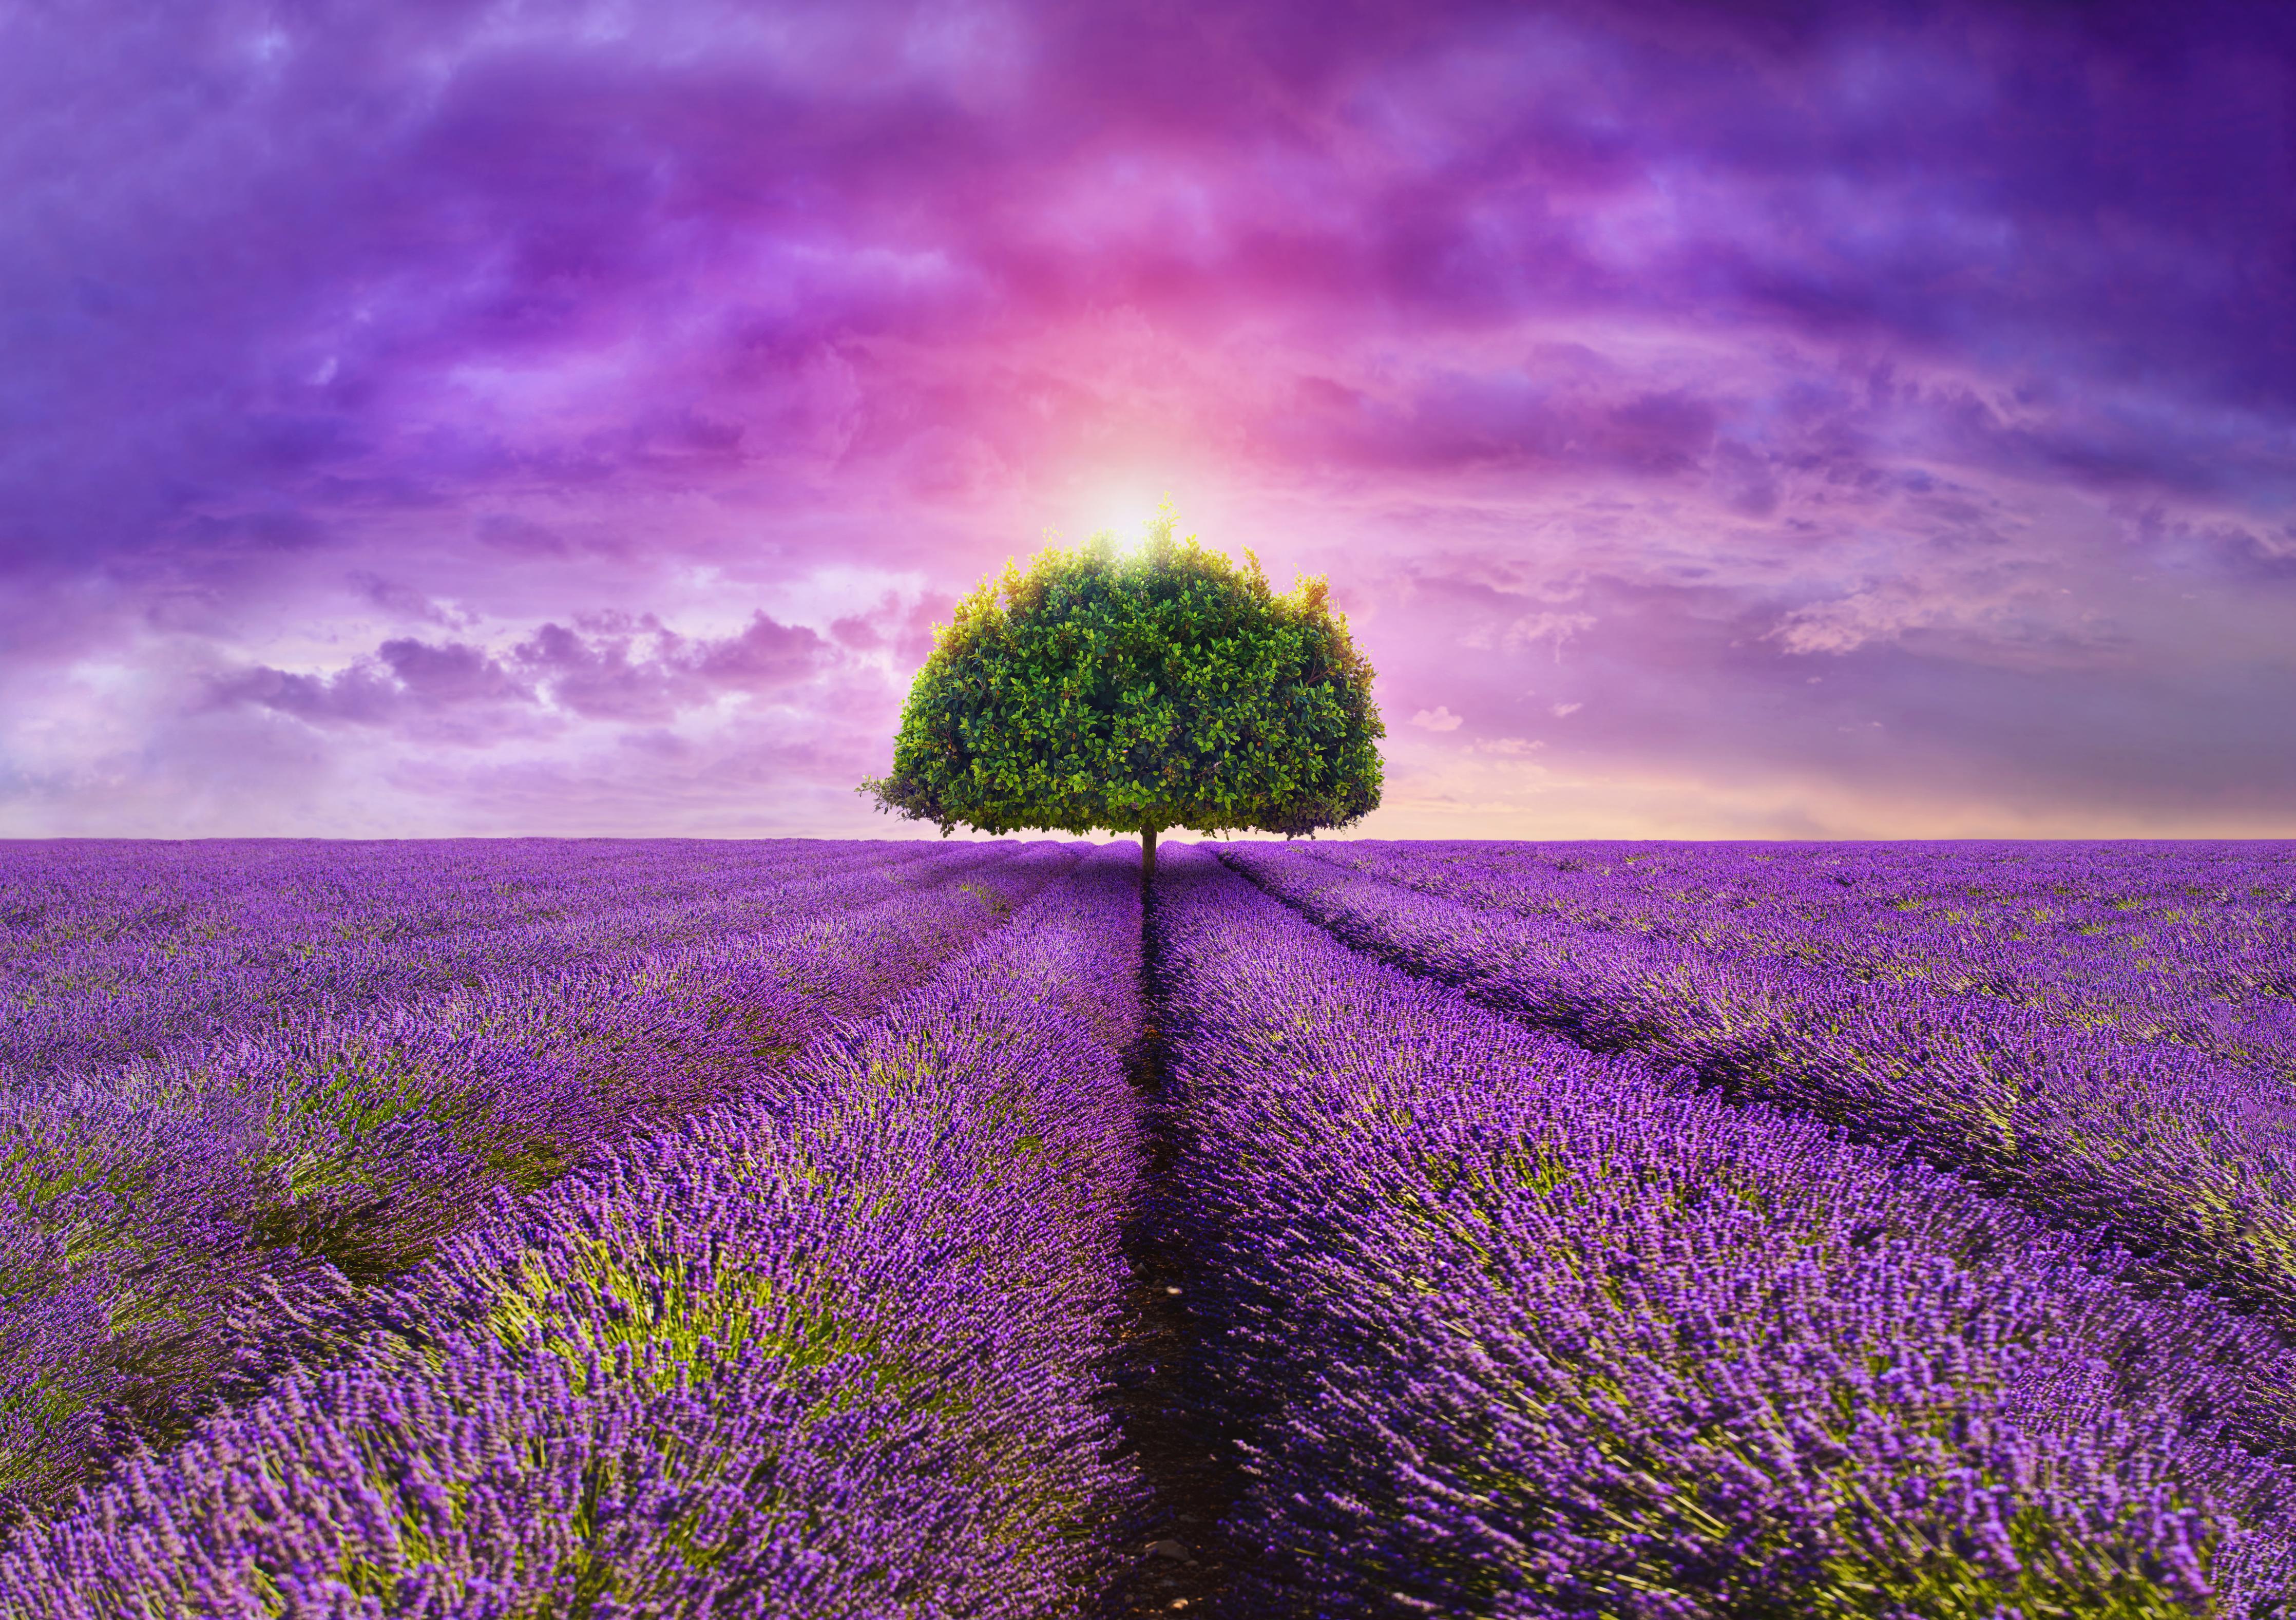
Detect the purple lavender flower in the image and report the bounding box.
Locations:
[0,839,1088,1520]
[1162,844,2295,1617]
[0,846,1147,1617]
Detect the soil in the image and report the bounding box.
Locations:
[1093,888,1253,1617]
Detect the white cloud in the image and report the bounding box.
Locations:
[1410,704,1464,731]
[1503,611,1598,658]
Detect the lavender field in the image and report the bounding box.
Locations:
[4,838,2295,1618]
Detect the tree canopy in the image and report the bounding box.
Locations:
[859,508,1383,874]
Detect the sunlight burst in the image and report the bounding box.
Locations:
[1080,480,1169,545]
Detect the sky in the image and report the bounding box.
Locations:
[3,0,2292,841]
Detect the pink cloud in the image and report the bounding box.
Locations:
[2,0,2292,836]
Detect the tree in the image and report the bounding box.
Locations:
[859,505,1383,883]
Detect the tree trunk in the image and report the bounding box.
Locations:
[1140,824,1159,889]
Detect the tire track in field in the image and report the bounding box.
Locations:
[1095,874,1252,1619]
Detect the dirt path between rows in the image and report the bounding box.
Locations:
[1094,882,1252,1617]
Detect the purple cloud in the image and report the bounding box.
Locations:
[210,638,538,739]
[1,0,2291,836]
[507,613,831,721]
[685,614,832,690]
[207,612,832,742]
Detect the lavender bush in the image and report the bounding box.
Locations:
[7,833,2296,1617]
[0,845,1147,1617]
[1221,841,2296,1336]
[1279,840,2296,1084]
[0,840,1077,1519]
[2,838,940,1080]
[1158,845,2296,1617]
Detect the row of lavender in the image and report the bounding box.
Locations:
[1222,841,2296,1342]
[0,840,1077,1521]
[2,838,932,1078]
[1349,840,2296,1084]
[13,833,2296,1615]
[0,843,1150,1616]
[1156,845,2296,1616]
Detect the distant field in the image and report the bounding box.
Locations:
[3,837,2293,1617]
